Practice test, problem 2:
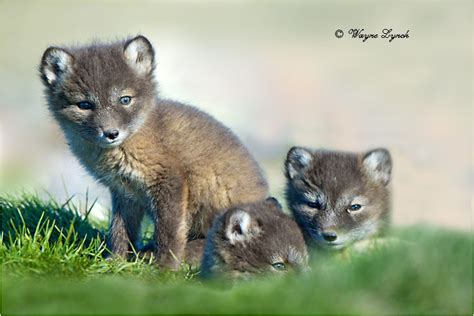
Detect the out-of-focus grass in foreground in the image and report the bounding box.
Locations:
[1,194,472,314]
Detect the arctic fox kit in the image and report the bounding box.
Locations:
[201,198,308,278]
[39,36,268,269]
[284,147,392,250]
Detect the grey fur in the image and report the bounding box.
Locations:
[39,35,268,269]
[201,197,308,278]
[284,147,392,250]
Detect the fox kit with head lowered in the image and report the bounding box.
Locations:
[284,147,392,250]
[201,198,308,279]
[39,36,268,269]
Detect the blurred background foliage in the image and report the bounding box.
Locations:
[0,0,471,229]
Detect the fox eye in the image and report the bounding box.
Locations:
[77,101,94,110]
[348,204,362,213]
[307,201,322,209]
[119,96,132,105]
[271,262,287,271]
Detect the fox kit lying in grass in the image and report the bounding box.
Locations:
[39,35,268,269]
[200,198,309,278]
[284,147,392,250]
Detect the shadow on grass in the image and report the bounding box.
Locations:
[1,193,104,246]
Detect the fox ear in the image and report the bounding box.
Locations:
[225,210,261,245]
[285,147,313,180]
[124,35,154,76]
[40,47,74,86]
[363,148,392,186]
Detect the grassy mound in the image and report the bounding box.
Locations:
[1,194,472,314]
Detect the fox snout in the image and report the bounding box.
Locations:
[104,129,120,140]
[321,231,338,242]
[97,126,127,148]
[313,224,346,248]
[315,226,339,243]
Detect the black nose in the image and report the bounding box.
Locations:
[104,129,119,140]
[322,231,337,242]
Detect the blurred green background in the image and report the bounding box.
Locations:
[0,0,471,229]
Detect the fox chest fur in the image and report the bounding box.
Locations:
[66,131,154,200]
[96,146,150,197]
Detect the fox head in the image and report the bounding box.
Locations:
[40,36,156,148]
[285,147,392,250]
[201,197,309,279]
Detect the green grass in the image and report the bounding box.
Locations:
[1,194,472,314]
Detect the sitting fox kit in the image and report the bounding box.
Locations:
[201,198,308,278]
[39,36,268,269]
[285,147,392,250]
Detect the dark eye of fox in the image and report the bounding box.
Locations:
[119,96,132,105]
[272,262,287,271]
[348,204,362,212]
[306,200,322,209]
[77,101,94,110]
